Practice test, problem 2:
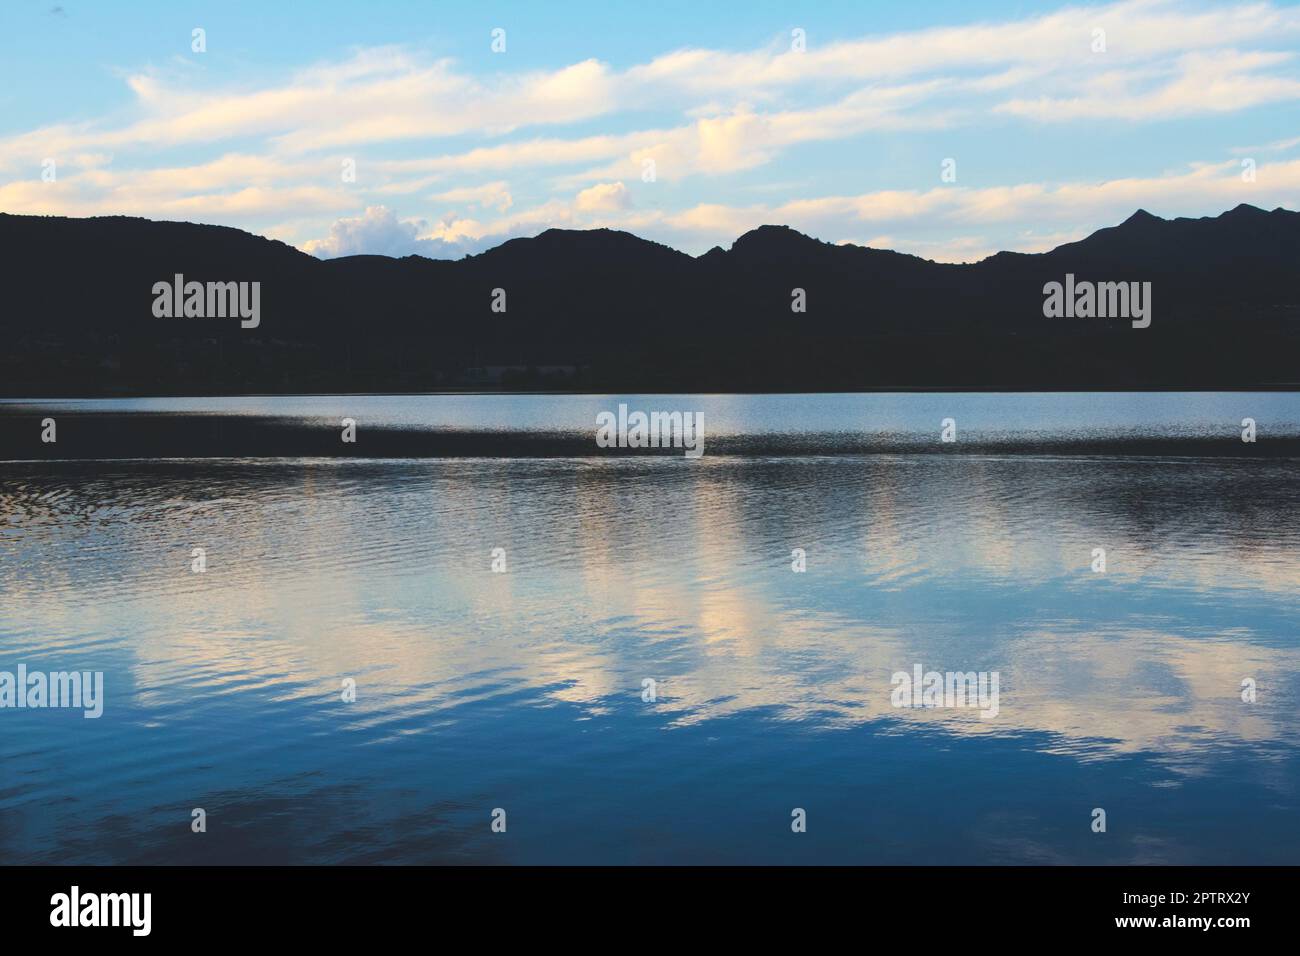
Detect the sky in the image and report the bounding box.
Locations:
[0,0,1297,262]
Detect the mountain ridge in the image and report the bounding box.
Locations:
[0,205,1296,394]
[8,202,1296,266]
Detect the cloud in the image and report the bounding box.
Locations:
[573,181,631,212]
[998,49,1300,121]
[4,0,1297,177]
[639,156,1300,257]
[0,177,353,223]
[288,152,1300,263]
[2,0,1299,256]
[304,205,440,258]
[624,0,1300,93]
[429,181,513,212]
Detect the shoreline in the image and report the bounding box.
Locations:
[2,411,1297,460]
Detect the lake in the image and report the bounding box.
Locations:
[1,393,1297,863]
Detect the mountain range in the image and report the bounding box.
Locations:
[1,204,1296,394]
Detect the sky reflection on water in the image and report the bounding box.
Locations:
[1,398,1297,863]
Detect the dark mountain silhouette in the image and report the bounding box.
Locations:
[0,204,1296,395]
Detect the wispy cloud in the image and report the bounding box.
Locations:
[1,0,1296,258]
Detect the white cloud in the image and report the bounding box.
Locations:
[429,181,513,212]
[2,0,1298,255]
[574,181,631,212]
[999,49,1300,121]
[0,176,353,223]
[1230,134,1300,155]
[551,155,1300,258]
[304,205,440,258]
[3,0,1296,178]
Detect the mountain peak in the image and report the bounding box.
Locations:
[469,225,689,267]
[734,223,816,243]
[730,224,825,258]
[1122,208,1161,226]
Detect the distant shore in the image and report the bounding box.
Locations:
[3,383,1300,401]
[3,406,1297,460]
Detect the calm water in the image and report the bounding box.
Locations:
[1,393,1298,864]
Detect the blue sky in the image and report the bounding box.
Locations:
[1,0,1297,260]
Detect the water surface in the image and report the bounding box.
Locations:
[1,393,1297,863]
